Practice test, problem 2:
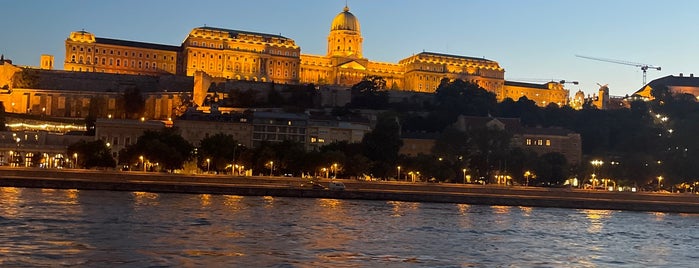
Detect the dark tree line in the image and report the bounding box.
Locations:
[69,76,699,188]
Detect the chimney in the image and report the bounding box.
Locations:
[679,73,684,77]
[691,74,695,77]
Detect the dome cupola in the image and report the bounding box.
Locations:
[330,6,360,32]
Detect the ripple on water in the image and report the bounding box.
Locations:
[1,188,698,267]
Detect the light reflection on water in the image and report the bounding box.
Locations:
[0,187,697,267]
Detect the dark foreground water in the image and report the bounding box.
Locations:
[0,187,697,267]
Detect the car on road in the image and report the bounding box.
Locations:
[328,181,346,191]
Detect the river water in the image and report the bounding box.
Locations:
[0,187,697,267]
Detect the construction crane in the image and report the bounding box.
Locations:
[576,55,661,85]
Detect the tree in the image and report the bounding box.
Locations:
[0,102,6,131]
[123,87,145,119]
[349,75,389,109]
[67,140,116,169]
[198,133,242,172]
[534,153,568,185]
[119,128,193,172]
[362,112,403,178]
[435,79,497,117]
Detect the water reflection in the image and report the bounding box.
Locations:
[518,206,533,217]
[0,187,22,217]
[132,191,159,206]
[650,211,667,221]
[0,188,696,267]
[584,209,612,233]
[387,201,419,217]
[199,194,212,207]
[222,195,245,211]
[456,204,473,229]
[263,195,275,207]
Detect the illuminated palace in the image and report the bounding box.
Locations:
[63,5,568,106]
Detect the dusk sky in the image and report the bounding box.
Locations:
[3,0,699,97]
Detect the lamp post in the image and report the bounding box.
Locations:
[462,169,467,184]
[333,163,338,179]
[269,161,274,176]
[524,170,531,186]
[74,153,79,169]
[590,160,604,189]
[139,155,144,172]
[397,166,401,181]
[657,176,663,191]
[206,158,211,173]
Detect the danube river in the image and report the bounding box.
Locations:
[1,187,697,267]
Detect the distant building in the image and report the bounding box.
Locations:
[64,31,179,75]
[94,118,166,159]
[175,111,253,148]
[520,127,582,165]
[399,132,438,157]
[55,5,568,105]
[0,130,89,167]
[251,111,308,148]
[503,81,569,107]
[307,114,371,151]
[454,115,582,165]
[634,73,699,100]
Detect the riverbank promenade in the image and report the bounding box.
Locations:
[1,167,698,214]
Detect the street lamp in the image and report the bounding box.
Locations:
[74,153,78,169]
[590,159,604,189]
[657,176,663,191]
[206,158,211,173]
[462,169,467,184]
[397,166,401,181]
[333,163,338,179]
[139,155,144,171]
[269,161,274,176]
[524,170,531,186]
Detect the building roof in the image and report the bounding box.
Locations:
[416,51,496,63]
[331,6,360,32]
[504,80,549,89]
[522,127,575,136]
[455,115,523,133]
[95,37,180,51]
[195,26,291,40]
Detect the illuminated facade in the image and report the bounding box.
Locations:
[299,6,505,94]
[503,81,570,107]
[64,31,179,75]
[181,27,300,84]
[59,5,568,106]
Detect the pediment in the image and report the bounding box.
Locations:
[338,60,367,70]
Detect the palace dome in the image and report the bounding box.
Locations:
[330,6,360,32]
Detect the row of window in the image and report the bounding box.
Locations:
[70,46,174,61]
[101,136,132,147]
[190,41,298,56]
[252,133,305,142]
[253,125,305,134]
[70,55,174,72]
[526,139,551,146]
